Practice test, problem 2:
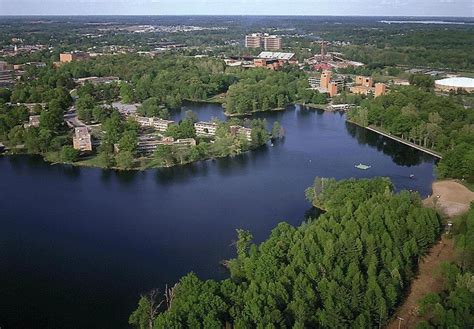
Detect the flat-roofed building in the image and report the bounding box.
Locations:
[75,76,119,86]
[350,85,372,95]
[59,52,90,63]
[0,61,8,71]
[320,70,332,89]
[136,135,196,154]
[257,52,296,63]
[195,121,218,137]
[24,115,40,128]
[355,76,373,88]
[245,33,264,48]
[308,77,321,88]
[374,83,387,97]
[72,126,92,152]
[264,36,282,51]
[328,82,339,97]
[230,125,252,142]
[328,104,352,111]
[435,77,474,92]
[254,58,282,70]
[174,138,197,147]
[136,116,174,132]
[152,119,174,132]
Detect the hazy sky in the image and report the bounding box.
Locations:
[0,0,473,17]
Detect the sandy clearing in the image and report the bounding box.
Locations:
[386,180,473,329]
[423,180,474,218]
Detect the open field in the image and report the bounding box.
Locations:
[423,180,474,218]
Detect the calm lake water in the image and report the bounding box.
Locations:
[0,104,436,329]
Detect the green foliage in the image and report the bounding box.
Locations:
[118,130,138,155]
[225,69,306,115]
[59,145,79,163]
[153,145,174,167]
[0,104,29,139]
[416,206,474,329]
[409,75,434,90]
[166,119,196,140]
[76,94,96,123]
[305,177,393,211]
[0,88,12,103]
[138,97,170,119]
[39,100,65,133]
[272,121,282,138]
[115,150,134,169]
[347,86,474,179]
[129,295,153,329]
[97,143,115,168]
[135,178,440,328]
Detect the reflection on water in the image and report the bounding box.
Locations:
[0,103,437,329]
[344,122,434,167]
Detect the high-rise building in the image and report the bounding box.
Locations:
[245,33,264,48]
[245,33,282,50]
[264,36,282,51]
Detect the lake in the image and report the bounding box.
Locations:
[0,103,436,329]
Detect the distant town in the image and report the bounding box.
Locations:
[0,14,473,329]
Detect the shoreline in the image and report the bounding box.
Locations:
[224,107,285,117]
[1,142,268,172]
[3,109,443,172]
[347,119,443,159]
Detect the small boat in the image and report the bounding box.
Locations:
[355,163,371,170]
[409,174,415,179]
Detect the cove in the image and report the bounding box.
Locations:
[0,104,436,329]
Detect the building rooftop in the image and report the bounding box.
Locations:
[258,52,295,60]
[435,77,474,88]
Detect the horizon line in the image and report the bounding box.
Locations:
[0,14,473,18]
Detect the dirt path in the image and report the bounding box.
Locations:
[386,180,474,329]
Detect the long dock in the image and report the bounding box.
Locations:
[365,125,443,159]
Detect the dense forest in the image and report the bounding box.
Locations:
[129,177,440,328]
[224,69,325,115]
[416,205,474,328]
[347,86,474,180]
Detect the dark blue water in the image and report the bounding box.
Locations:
[0,104,436,329]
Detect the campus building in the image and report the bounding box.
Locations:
[194,121,218,137]
[245,33,282,50]
[320,70,332,89]
[24,115,40,128]
[350,76,387,97]
[72,126,92,152]
[374,83,387,97]
[263,36,282,51]
[245,33,264,48]
[136,116,174,132]
[0,61,8,71]
[136,135,196,154]
[434,77,474,93]
[59,52,90,63]
[230,125,252,142]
